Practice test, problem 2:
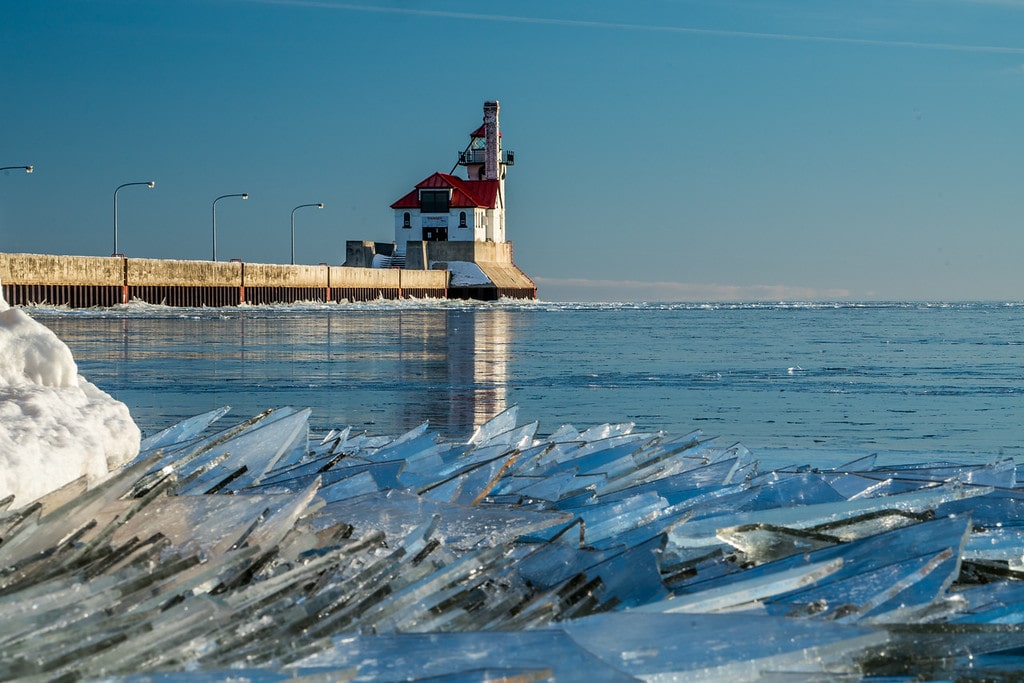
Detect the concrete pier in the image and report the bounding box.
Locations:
[0,253,454,308]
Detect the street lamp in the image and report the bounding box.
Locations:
[113,181,155,256]
[0,166,32,174]
[212,193,249,261]
[290,202,324,265]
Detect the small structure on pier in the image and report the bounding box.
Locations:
[345,101,535,300]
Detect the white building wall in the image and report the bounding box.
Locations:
[498,197,506,242]
[393,210,422,251]
[474,209,485,241]
[483,180,506,242]
[492,209,505,243]
[448,209,471,242]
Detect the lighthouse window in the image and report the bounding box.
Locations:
[459,212,467,228]
[420,190,449,214]
[403,212,411,229]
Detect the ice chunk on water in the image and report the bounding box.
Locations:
[965,527,1024,568]
[292,630,638,682]
[139,405,232,453]
[562,611,887,681]
[639,557,845,614]
[669,481,990,548]
[312,489,572,552]
[469,404,519,445]
[177,407,311,493]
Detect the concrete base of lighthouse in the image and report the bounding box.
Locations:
[344,239,536,300]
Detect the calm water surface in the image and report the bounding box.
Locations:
[33,300,1024,467]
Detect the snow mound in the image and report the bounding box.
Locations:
[0,283,140,505]
[432,261,493,287]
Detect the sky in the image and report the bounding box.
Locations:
[2,0,1024,302]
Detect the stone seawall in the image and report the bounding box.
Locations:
[0,253,451,308]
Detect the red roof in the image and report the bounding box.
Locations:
[390,172,499,210]
[468,124,501,138]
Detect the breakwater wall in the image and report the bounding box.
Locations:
[0,253,450,308]
[346,239,537,300]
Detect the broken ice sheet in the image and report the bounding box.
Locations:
[737,471,846,510]
[636,556,845,615]
[877,458,1018,488]
[596,456,746,505]
[468,404,521,445]
[716,523,840,564]
[133,407,308,494]
[8,401,1024,680]
[290,630,638,682]
[310,489,572,551]
[769,547,961,622]
[933,487,1024,530]
[560,490,670,545]
[964,527,1024,567]
[138,405,232,453]
[668,480,990,549]
[717,509,937,565]
[497,469,606,502]
[678,515,970,622]
[952,580,1024,624]
[561,611,886,681]
[176,407,312,493]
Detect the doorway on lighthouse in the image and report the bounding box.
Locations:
[423,227,448,241]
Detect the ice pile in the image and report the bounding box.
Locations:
[0,286,139,505]
[2,404,1024,681]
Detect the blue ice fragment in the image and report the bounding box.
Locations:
[138,405,232,454]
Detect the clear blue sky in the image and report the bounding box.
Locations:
[2,0,1023,302]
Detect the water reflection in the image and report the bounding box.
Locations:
[29,302,1024,462]
[37,307,513,439]
[350,309,511,435]
[433,309,510,435]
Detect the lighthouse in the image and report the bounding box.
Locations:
[344,100,535,299]
[389,100,514,250]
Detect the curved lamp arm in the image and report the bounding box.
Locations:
[113,181,155,255]
[290,202,324,265]
[211,193,249,261]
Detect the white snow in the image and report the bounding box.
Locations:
[0,283,140,505]
[432,261,493,287]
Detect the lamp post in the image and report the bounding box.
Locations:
[0,166,32,174]
[113,181,155,256]
[212,193,249,261]
[290,202,324,265]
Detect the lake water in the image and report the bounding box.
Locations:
[32,299,1024,469]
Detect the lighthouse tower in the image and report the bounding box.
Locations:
[462,100,503,183]
[389,100,514,250]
